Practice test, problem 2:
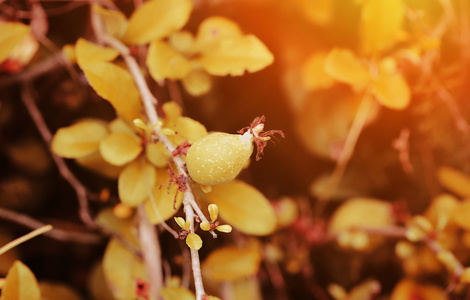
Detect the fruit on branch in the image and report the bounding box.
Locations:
[186,116,284,186]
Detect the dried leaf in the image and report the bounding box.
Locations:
[39,282,82,300]
[51,119,108,158]
[76,150,123,179]
[182,68,212,96]
[147,40,192,81]
[92,4,127,38]
[324,48,370,87]
[122,0,192,45]
[437,166,470,198]
[118,158,157,207]
[202,180,276,236]
[2,261,40,300]
[102,238,146,300]
[160,286,195,300]
[202,242,262,282]
[372,73,410,109]
[75,38,118,66]
[361,0,404,54]
[79,61,143,122]
[0,22,30,64]
[197,35,274,76]
[99,132,142,166]
[144,168,184,224]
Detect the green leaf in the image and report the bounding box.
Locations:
[102,238,146,300]
[122,0,192,45]
[51,119,109,158]
[0,22,30,64]
[147,40,192,81]
[202,180,277,235]
[118,158,157,207]
[2,261,40,300]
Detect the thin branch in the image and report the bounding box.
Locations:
[315,95,374,216]
[0,207,101,244]
[20,83,96,228]
[137,204,163,300]
[0,225,52,256]
[183,190,206,300]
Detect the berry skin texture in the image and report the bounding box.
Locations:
[186,132,253,186]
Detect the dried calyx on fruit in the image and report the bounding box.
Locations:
[186,116,284,186]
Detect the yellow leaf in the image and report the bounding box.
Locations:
[162,101,183,127]
[208,204,219,222]
[437,166,470,198]
[76,150,123,179]
[146,142,171,168]
[301,52,335,91]
[0,22,30,64]
[172,116,208,145]
[122,0,192,45]
[75,38,118,66]
[118,158,157,207]
[186,233,202,250]
[361,0,404,54]
[144,169,184,224]
[182,68,212,96]
[372,73,410,109]
[92,4,128,38]
[200,221,211,231]
[2,261,40,300]
[169,31,195,55]
[99,132,142,166]
[216,224,232,233]
[80,61,143,122]
[390,279,447,300]
[195,16,242,50]
[453,200,470,231]
[202,180,276,236]
[51,119,109,158]
[198,35,274,76]
[103,238,146,300]
[88,263,116,300]
[109,118,137,135]
[202,242,262,281]
[39,282,82,300]
[292,0,333,26]
[147,40,192,81]
[95,208,139,247]
[328,198,394,233]
[160,286,195,300]
[324,48,370,87]
[62,44,76,64]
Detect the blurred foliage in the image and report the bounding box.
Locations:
[1,0,470,299]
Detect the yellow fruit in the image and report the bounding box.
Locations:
[186,116,284,186]
[186,132,253,185]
